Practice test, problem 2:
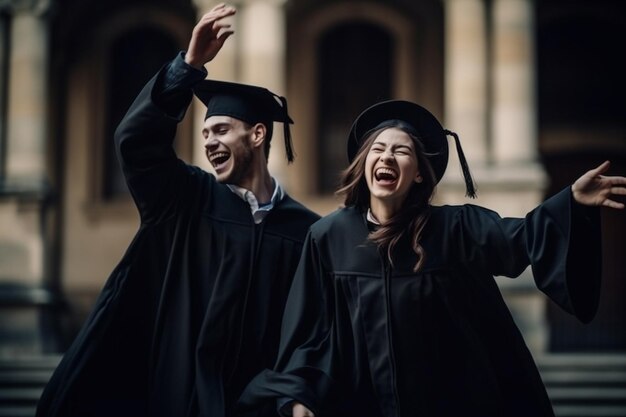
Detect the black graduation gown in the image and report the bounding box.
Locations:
[36,66,320,417]
[238,190,601,417]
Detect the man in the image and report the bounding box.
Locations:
[36,4,319,417]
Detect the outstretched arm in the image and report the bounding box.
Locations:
[572,160,626,209]
[185,3,236,69]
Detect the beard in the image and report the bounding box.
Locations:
[221,141,254,185]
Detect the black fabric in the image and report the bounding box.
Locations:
[239,189,601,417]
[36,60,319,417]
[194,80,293,125]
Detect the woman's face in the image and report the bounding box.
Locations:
[364,127,422,209]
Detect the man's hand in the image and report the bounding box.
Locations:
[292,402,315,417]
[185,3,236,69]
[572,160,626,209]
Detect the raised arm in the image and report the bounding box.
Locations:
[114,4,236,223]
[452,163,617,323]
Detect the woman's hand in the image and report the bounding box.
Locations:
[572,161,626,209]
[292,402,315,417]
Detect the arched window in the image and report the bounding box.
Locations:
[103,27,179,199]
[316,22,393,194]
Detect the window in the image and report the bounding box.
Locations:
[103,27,179,200]
[538,17,625,126]
[316,22,392,194]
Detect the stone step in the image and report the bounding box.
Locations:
[553,405,626,417]
[0,357,57,417]
[0,356,61,370]
[542,370,626,386]
[547,387,626,404]
[0,387,43,403]
[538,353,626,416]
[0,354,625,417]
[0,370,54,386]
[0,407,36,417]
[537,354,626,370]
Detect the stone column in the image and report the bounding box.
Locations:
[491,0,536,166]
[1,0,50,287]
[239,0,288,184]
[0,13,8,176]
[0,0,55,355]
[491,0,548,354]
[444,0,489,171]
[5,1,49,184]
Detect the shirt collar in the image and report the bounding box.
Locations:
[227,179,284,224]
[366,208,381,225]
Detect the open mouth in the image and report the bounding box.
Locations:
[209,151,230,169]
[374,167,398,184]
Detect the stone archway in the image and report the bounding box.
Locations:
[286,1,443,210]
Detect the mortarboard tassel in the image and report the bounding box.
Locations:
[276,95,295,164]
[444,129,477,198]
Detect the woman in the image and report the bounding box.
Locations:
[238,100,626,417]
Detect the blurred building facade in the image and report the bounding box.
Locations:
[0,0,624,359]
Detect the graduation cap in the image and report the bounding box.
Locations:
[348,100,477,198]
[193,80,296,163]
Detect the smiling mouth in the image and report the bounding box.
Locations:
[209,152,230,168]
[375,167,398,183]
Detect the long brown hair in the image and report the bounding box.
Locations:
[336,120,437,272]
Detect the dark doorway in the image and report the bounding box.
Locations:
[317,22,393,194]
[537,2,626,351]
[104,27,179,199]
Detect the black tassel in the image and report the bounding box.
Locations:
[277,95,295,164]
[444,129,477,198]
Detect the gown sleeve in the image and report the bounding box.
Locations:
[453,186,601,323]
[237,231,342,416]
[114,52,207,224]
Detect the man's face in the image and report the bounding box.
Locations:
[203,115,254,185]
